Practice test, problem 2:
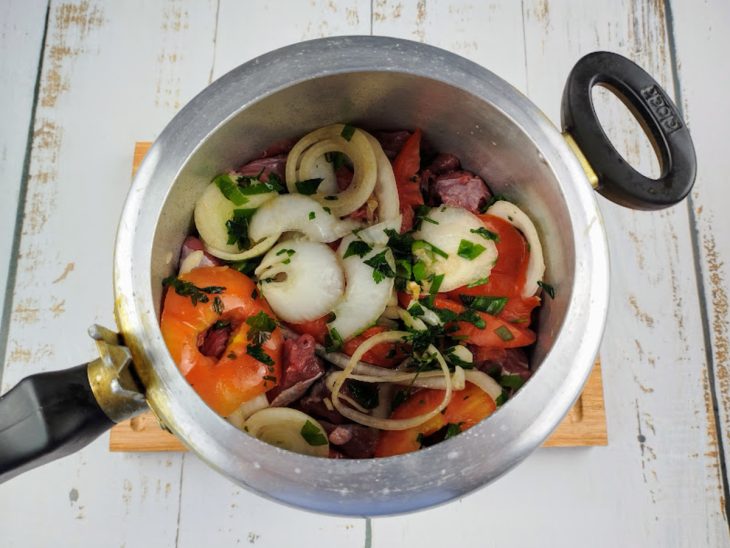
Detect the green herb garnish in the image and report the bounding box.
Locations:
[214,174,249,205]
[300,420,328,446]
[459,295,507,315]
[325,327,344,352]
[457,239,486,260]
[443,423,463,440]
[412,239,449,259]
[325,151,348,170]
[500,374,525,390]
[212,296,224,315]
[363,250,395,283]
[470,227,499,242]
[246,311,277,345]
[467,276,489,288]
[246,344,274,366]
[295,178,323,195]
[308,211,316,220]
[343,240,373,259]
[494,325,514,341]
[347,380,379,410]
[340,124,356,141]
[412,261,427,282]
[495,391,508,406]
[162,276,225,306]
[225,208,257,249]
[458,309,486,329]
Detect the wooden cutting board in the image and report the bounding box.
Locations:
[109,142,608,452]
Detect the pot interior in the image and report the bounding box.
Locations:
[151,71,574,369]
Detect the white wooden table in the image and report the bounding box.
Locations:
[1,1,728,546]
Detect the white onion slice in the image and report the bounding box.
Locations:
[331,333,454,431]
[413,206,498,292]
[463,370,503,401]
[248,194,360,244]
[298,148,337,194]
[179,250,205,275]
[286,124,377,217]
[226,394,270,430]
[486,200,545,297]
[328,366,466,391]
[328,235,395,341]
[194,181,278,259]
[243,407,329,457]
[364,133,400,222]
[255,241,345,323]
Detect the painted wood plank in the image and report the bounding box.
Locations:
[168,4,373,546]
[0,0,49,379]
[669,0,730,487]
[0,1,219,547]
[370,1,729,547]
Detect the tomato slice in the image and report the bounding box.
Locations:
[343,326,409,368]
[448,214,529,299]
[392,129,424,232]
[429,295,535,349]
[288,316,328,345]
[160,266,282,416]
[498,295,540,325]
[374,383,496,457]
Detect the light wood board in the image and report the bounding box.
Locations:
[108,140,607,452]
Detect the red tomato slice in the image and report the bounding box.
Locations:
[448,214,529,299]
[499,295,540,325]
[287,316,328,345]
[160,266,282,416]
[374,383,496,457]
[429,295,535,349]
[392,129,424,232]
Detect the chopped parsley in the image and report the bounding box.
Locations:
[300,420,328,446]
[343,240,373,259]
[214,174,249,205]
[325,151,348,170]
[212,296,224,315]
[458,308,486,329]
[363,250,396,283]
[412,260,427,282]
[538,281,556,299]
[408,302,425,317]
[308,211,316,220]
[340,124,356,141]
[245,311,277,345]
[459,295,508,315]
[467,276,489,288]
[412,239,449,259]
[470,227,499,242]
[494,325,514,341]
[414,205,439,229]
[237,172,285,195]
[225,208,257,249]
[324,327,344,352]
[295,178,323,195]
[246,344,274,366]
[500,374,525,390]
[323,206,332,214]
[457,239,486,260]
[276,248,296,264]
[162,276,225,306]
[347,380,379,410]
[443,423,463,440]
[495,391,508,406]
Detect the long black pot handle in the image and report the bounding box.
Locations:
[561,51,697,210]
[0,326,147,484]
[0,364,113,483]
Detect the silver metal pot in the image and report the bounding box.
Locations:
[0,36,695,516]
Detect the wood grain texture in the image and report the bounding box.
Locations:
[669,0,730,490]
[0,0,49,372]
[1,1,728,547]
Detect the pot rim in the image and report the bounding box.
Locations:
[113,36,609,516]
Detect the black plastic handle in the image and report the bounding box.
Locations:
[561,51,696,210]
[0,364,113,484]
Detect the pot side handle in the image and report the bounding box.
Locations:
[0,364,114,484]
[561,51,697,210]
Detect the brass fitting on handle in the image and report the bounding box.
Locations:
[87,324,147,423]
[563,131,599,189]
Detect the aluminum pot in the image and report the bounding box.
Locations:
[0,36,695,516]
